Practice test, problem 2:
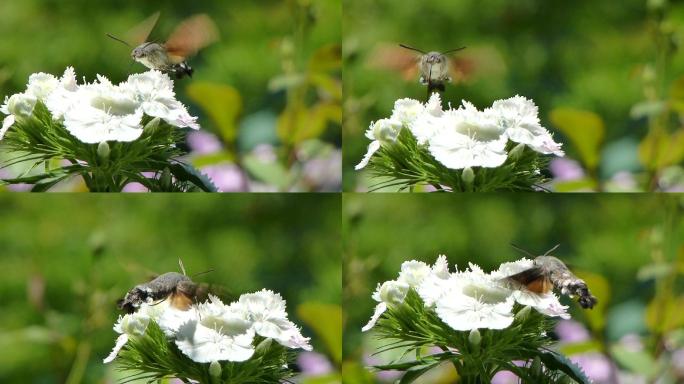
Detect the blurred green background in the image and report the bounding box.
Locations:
[343,0,684,192]
[0,0,341,192]
[0,194,341,383]
[343,194,684,383]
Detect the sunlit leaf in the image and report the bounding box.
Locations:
[552,178,597,192]
[277,103,338,144]
[308,43,342,72]
[558,341,602,356]
[309,72,342,100]
[297,303,342,363]
[549,108,604,170]
[573,270,610,332]
[645,295,684,333]
[190,151,235,168]
[638,130,684,170]
[186,82,242,144]
[300,373,342,384]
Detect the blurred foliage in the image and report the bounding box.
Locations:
[0,0,341,192]
[343,194,684,383]
[0,194,341,383]
[343,0,684,192]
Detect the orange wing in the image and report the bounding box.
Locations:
[170,291,194,311]
[126,12,160,45]
[165,14,219,63]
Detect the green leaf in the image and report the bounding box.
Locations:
[297,303,342,363]
[308,43,342,72]
[610,344,659,377]
[242,154,291,190]
[190,151,235,168]
[645,295,684,333]
[558,341,602,356]
[168,163,218,192]
[638,129,684,170]
[186,82,242,144]
[549,107,604,170]
[277,103,339,144]
[553,178,597,192]
[398,362,443,384]
[539,349,592,384]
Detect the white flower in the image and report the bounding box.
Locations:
[362,280,410,332]
[361,302,387,332]
[175,319,256,363]
[391,98,424,126]
[122,70,199,129]
[26,72,60,100]
[428,102,508,169]
[417,256,454,307]
[488,95,564,156]
[398,260,432,287]
[511,290,570,319]
[355,118,402,170]
[238,289,312,350]
[435,292,515,331]
[408,93,444,145]
[61,79,144,144]
[45,67,80,119]
[103,310,151,363]
[376,280,409,304]
[1,115,15,140]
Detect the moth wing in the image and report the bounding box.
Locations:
[367,44,421,82]
[506,267,545,286]
[170,291,194,311]
[126,11,160,46]
[165,14,219,63]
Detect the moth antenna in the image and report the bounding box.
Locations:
[543,244,561,256]
[443,46,466,54]
[106,33,132,48]
[193,269,214,278]
[510,243,537,258]
[399,43,426,54]
[179,258,187,276]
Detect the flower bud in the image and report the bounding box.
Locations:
[461,167,475,184]
[7,93,37,118]
[530,356,543,377]
[371,118,402,144]
[143,117,161,133]
[468,328,481,348]
[255,337,273,354]
[209,360,222,383]
[97,141,110,161]
[509,143,526,160]
[515,305,532,321]
[379,280,409,305]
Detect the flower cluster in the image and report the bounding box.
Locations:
[356,94,563,171]
[1,67,198,144]
[104,289,311,365]
[363,256,591,383]
[363,256,570,333]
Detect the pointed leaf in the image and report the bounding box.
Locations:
[186,82,242,144]
[539,349,592,384]
[168,163,218,192]
[549,108,604,170]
